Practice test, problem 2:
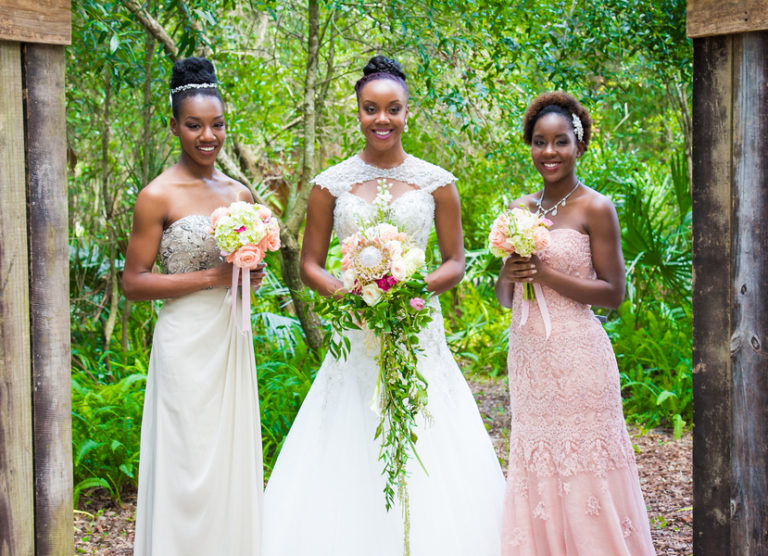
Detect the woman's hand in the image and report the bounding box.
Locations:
[499,254,538,284]
[208,261,267,290]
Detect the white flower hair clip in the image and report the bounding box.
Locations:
[571,113,584,143]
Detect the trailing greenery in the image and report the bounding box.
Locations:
[67,0,692,503]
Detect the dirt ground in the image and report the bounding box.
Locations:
[74,378,692,555]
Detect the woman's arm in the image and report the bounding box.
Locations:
[122,186,246,301]
[299,185,344,296]
[532,196,625,309]
[426,183,465,295]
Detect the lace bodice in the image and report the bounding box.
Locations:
[313,154,456,249]
[507,227,635,478]
[158,214,221,274]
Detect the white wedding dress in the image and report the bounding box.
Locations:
[262,155,505,556]
[134,215,263,555]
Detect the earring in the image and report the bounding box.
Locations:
[404,120,409,133]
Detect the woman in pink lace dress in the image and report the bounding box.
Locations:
[495,92,655,555]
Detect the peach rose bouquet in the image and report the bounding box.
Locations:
[211,201,280,331]
[488,206,551,301]
[314,180,432,545]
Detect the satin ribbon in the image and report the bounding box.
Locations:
[231,265,252,335]
[519,283,551,339]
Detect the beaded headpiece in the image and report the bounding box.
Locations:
[571,113,584,143]
[170,82,218,95]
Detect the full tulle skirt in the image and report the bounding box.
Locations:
[262,314,505,556]
[134,288,263,556]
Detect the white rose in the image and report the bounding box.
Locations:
[384,240,403,259]
[390,257,408,281]
[361,283,384,306]
[403,248,425,273]
[342,270,356,291]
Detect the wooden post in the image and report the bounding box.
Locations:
[0,39,35,556]
[0,1,71,554]
[692,29,768,554]
[691,34,733,554]
[729,32,768,554]
[23,42,73,556]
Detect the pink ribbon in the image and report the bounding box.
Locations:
[519,283,551,339]
[231,265,252,335]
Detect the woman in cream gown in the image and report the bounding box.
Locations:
[124,57,264,555]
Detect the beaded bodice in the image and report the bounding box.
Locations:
[313,154,456,249]
[158,214,221,274]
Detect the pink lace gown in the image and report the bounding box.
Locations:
[502,228,655,556]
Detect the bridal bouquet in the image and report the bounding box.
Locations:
[315,180,432,552]
[488,206,551,301]
[211,201,280,331]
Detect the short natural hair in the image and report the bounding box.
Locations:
[523,92,592,148]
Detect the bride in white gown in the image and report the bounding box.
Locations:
[262,55,504,556]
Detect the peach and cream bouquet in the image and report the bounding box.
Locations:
[210,201,280,331]
[314,180,432,551]
[488,206,551,301]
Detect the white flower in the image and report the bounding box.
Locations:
[359,246,383,269]
[384,240,403,259]
[403,248,425,273]
[361,283,384,306]
[342,270,356,291]
[390,257,408,281]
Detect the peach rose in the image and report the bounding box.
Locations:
[533,227,551,250]
[266,227,281,251]
[210,206,230,228]
[256,205,272,221]
[489,227,508,249]
[230,244,265,269]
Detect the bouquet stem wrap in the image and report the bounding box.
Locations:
[519,282,552,339]
[231,265,252,334]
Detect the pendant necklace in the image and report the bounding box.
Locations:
[535,180,582,218]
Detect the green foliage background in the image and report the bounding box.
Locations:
[68,0,692,501]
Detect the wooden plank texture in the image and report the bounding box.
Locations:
[688,0,768,37]
[0,40,35,556]
[22,43,73,556]
[0,0,71,45]
[691,35,733,555]
[730,31,768,553]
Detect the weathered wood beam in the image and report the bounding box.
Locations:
[22,42,73,556]
[692,33,733,555]
[730,31,768,553]
[0,39,35,556]
[693,30,768,554]
[0,0,71,45]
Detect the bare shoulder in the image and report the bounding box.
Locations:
[508,192,538,212]
[579,186,619,233]
[135,170,174,214]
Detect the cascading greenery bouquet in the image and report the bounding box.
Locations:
[314,179,432,555]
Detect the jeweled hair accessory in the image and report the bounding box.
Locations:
[571,113,584,143]
[170,82,217,95]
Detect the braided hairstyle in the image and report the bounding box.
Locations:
[523,92,592,149]
[354,55,408,100]
[169,57,223,119]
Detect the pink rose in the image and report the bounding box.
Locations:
[341,255,351,270]
[266,227,281,251]
[533,227,551,250]
[489,227,508,249]
[229,244,265,269]
[257,205,272,221]
[210,206,230,228]
[409,297,425,311]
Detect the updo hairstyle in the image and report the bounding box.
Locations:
[169,57,223,119]
[354,55,408,100]
[523,92,592,149]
